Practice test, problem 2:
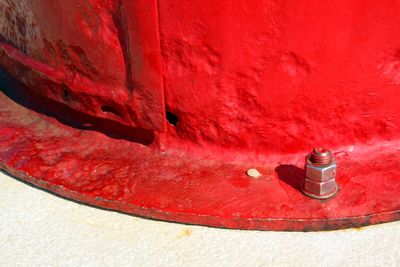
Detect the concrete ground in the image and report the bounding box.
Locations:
[0,171,399,267]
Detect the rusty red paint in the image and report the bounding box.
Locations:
[1,1,400,231]
[0,0,165,131]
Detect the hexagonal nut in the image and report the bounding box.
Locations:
[305,158,336,182]
[303,178,337,197]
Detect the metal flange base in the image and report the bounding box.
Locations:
[2,85,400,231]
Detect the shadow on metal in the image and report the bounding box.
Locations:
[0,68,155,146]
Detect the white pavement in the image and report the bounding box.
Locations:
[0,171,399,267]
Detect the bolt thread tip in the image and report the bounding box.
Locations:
[310,147,333,165]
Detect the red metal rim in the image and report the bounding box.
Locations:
[2,84,400,232]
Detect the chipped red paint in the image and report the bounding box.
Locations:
[1,0,400,231]
[0,0,165,131]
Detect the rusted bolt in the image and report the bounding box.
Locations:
[310,147,333,165]
[301,147,338,199]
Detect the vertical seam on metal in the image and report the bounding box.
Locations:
[155,0,167,131]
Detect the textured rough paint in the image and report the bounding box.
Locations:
[0,0,165,131]
[2,84,400,231]
[159,0,400,155]
[0,0,41,54]
[2,0,400,230]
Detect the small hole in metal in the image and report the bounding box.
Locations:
[62,85,71,101]
[166,111,178,126]
[101,105,121,117]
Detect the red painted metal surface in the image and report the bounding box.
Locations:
[1,0,400,231]
[0,0,165,131]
